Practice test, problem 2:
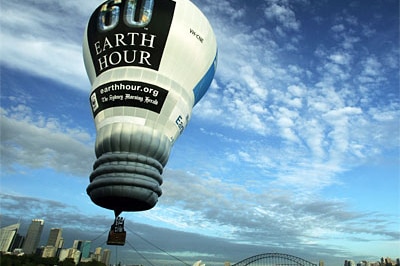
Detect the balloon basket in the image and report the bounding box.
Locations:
[107,216,126,246]
[107,230,126,246]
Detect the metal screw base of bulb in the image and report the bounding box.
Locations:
[87,152,163,212]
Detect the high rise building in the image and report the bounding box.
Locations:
[58,237,64,250]
[42,246,57,258]
[59,248,81,264]
[81,240,91,259]
[72,240,91,260]
[10,234,24,251]
[48,228,63,257]
[42,228,63,258]
[0,223,20,252]
[47,228,63,248]
[22,219,44,254]
[101,248,111,265]
[94,247,102,261]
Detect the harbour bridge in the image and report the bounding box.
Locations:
[232,253,318,266]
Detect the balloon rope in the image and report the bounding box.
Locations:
[126,239,156,266]
[90,229,109,242]
[114,210,122,217]
[126,225,191,266]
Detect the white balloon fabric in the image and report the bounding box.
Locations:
[83,0,217,212]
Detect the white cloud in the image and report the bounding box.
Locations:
[264,2,301,32]
[0,105,94,176]
[147,169,399,253]
[331,24,345,32]
[1,33,88,89]
[329,52,352,65]
[358,56,384,84]
[302,119,326,159]
[0,0,96,90]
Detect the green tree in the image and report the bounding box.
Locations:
[59,258,76,266]
[78,260,107,266]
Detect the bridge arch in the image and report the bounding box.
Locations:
[232,253,317,266]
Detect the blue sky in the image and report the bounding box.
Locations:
[0,0,399,265]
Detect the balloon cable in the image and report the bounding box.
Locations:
[90,229,109,243]
[126,225,191,266]
[126,239,156,266]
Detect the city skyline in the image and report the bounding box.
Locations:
[0,219,111,265]
[0,0,399,265]
[1,218,398,266]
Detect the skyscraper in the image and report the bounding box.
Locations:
[101,249,111,265]
[47,228,63,248]
[0,223,20,252]
[10,234,24,251]
[59,248,81,264]
[73,240,91,260]
[42,228,63,258]
[22,219,44,254]
[94,247,102,261]
[80,241,91,259]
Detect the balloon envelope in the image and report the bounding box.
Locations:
[83,0,217,212]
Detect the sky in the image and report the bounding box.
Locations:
[0,0,399,265]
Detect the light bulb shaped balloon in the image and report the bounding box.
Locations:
[83,0,217,213]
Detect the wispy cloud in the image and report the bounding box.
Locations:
[264,0,301,34]
[0,105,94,176]
[156,169,399,246]
[0,0,97,90]
[193,0,399,193]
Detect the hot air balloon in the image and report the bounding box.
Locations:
[82,0,217,243]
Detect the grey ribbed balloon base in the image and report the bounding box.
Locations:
[87,152,164,212]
